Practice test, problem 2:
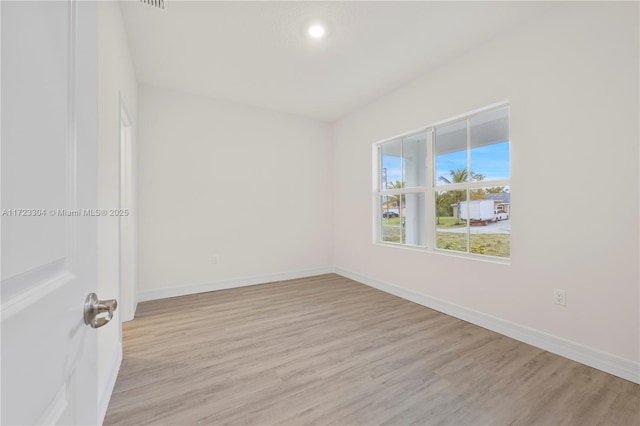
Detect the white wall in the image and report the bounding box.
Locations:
[97,1,138,421]
[333,1,639,368]
[136,85,333,298]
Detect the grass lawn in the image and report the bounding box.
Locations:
[382,220,404,243]
[436,232,510,258]
[381,216,510,258]
[435,216,466,229]
[384,217,402,226]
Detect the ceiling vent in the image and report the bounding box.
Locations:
[140,0,164,10]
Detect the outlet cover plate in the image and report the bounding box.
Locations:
[553,288,566,306]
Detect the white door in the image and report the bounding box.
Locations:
[2,1,108,424]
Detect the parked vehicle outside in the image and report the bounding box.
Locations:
[495,203,510,221]
[460,200,496,225]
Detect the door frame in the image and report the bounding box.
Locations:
[119,96,137,322]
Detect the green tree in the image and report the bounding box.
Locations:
[383,180,404,216]
[486,186,507,194]
[436,190,456,224]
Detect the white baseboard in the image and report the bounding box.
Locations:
[334,267,640,384]
[137,267,335,303]
[98,342,122,425]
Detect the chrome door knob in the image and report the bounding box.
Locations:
[84,293,118,328]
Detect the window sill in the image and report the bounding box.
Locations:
[374,241,511,265]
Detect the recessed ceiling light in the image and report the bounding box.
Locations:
[308,24,326,39]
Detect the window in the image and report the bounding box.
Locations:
[375,105,510,260]
[378,133,427,246]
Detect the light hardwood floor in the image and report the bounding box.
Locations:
[104,274,639,425]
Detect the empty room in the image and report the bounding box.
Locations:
[2,0,639,425]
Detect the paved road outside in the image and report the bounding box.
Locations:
[438,219,510,234]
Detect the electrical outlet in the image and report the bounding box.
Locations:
[212,255,219,265]
[553,288,566,306]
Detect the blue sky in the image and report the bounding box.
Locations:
[381,156,402,185]
[382,141,510,186]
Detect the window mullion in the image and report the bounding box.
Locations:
[433,182,468,191]
[381,187,426,196]
[470,179,511,190]
[466,188,470,253]
[435,179,510,192]
[400,136,404,189]
[426,128,435,250]
[466,117,471,183]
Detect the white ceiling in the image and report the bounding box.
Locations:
[120,1,550,122]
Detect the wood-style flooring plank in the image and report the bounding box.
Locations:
[104,274,639,425]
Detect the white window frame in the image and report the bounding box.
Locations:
[374,135,428,247]
[373,101,510,263]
